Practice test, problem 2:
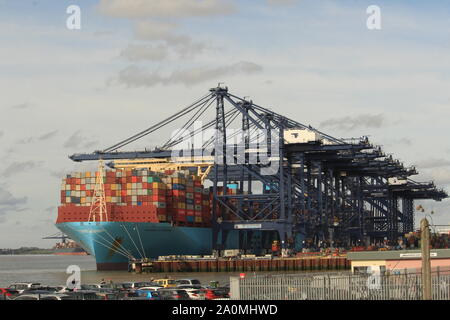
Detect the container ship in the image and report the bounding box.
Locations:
[55,167,240,270]
[52,240,88,256]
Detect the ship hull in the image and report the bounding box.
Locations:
[56,221,239,270]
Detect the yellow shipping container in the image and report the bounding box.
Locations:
[195,217,202,223]
[158,215,167,222]
[106,196,112,202]
[152,182,166,189]
[111,184,116,190]
[85,172,91,178]
[81,198,86,204]
[127,183,132,189]
[172,178,186,184]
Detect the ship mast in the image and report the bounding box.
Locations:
[88,159,108,222]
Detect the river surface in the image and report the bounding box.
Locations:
[0,255,334,287]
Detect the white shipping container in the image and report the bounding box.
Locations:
[284,128,321,144]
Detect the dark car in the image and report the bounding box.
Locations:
[61,290,100,300]
[158,288,190,300]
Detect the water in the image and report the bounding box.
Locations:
[0,255,263,287]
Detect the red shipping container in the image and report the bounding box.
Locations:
[186,210,195,216]
[131,176,137,183]
[156,208,167,215]
[152,188,166,195]
[76,178,81,184]
[121,190,127,197]
[194,199,202,205]
[104,184,111,190]
[176,209,186,215]
[177,215,186,222]
[151,195,166,202]
[126,177,132,183]
[171,190,185,197]
[142,182,148,189]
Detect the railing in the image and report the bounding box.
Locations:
[230,272,450,300]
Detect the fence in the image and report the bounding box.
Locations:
[230,272,450,300]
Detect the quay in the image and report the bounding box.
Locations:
[129,255,350,273]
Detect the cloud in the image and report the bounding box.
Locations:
[38,130,58,141]
[11,102,31,109]
[319,114,386,131]
[133,20,208,59]
[383,137,413,148]
[17,130,59,144]
[0,186,27,222]
[97,0,235,19]
[1,161,43,178]
[113,61,263,88]
[63,131,99,150]
[419,167,450,186]
[120,44,169,62]
[416,158,450,169]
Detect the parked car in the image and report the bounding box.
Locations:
[8,283,41,294]
[158,288,190,300]
[0,288,19,298]
[176,279,202,288]
[62,290,100,300]
[182,288,206,300]
[153,279,177,288]
[205,287,229,300]
[96,290,128,300]
[134,282,160,289]
[80,284,103,291]
[134,289,160,300]
[114,282,146,290]
[13,293,71,300]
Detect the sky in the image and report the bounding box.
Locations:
[0,0,450,248]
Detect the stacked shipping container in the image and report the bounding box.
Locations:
[58,169,212,226]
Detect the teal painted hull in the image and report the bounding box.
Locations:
[56,222,239,270]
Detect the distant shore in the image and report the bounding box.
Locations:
[0,247,54,255]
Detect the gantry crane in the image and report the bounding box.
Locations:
[69,85,447,251]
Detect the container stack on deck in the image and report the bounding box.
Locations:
[57,169,213,226]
